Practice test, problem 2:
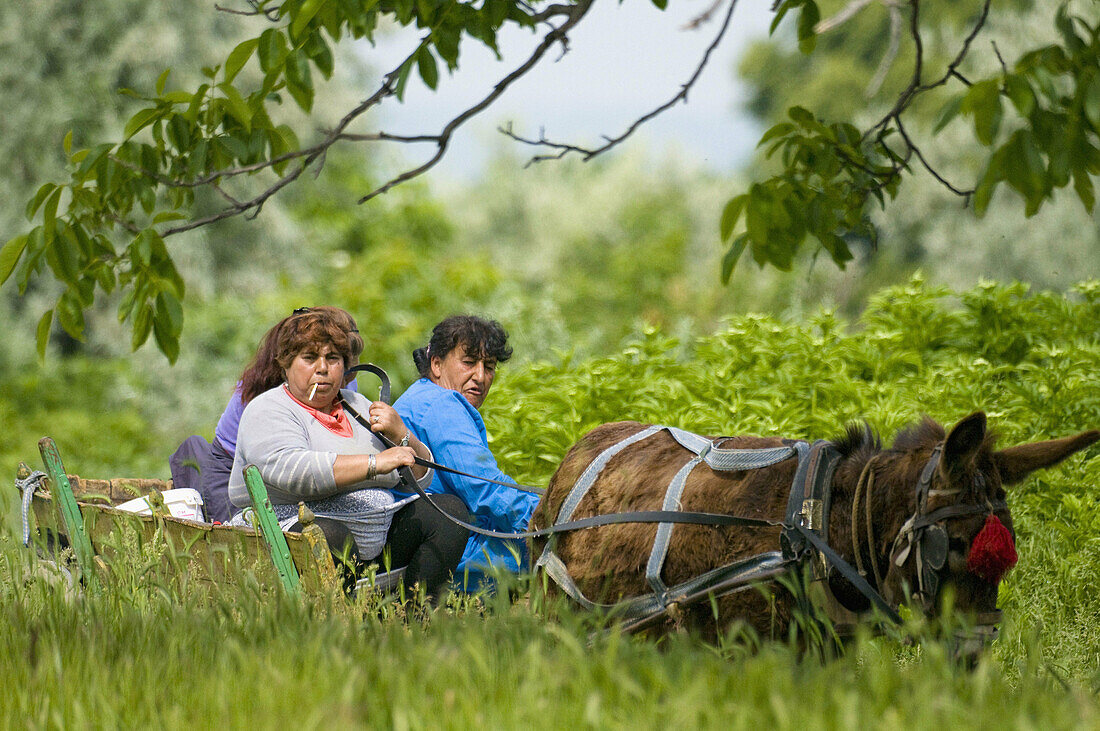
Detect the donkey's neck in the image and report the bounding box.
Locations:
[825,449,922,604]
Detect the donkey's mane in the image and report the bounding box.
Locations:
[832,415,954,464]
[891,415,945,451]
[833,422,882,463]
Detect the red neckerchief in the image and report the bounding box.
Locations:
[283,385,354,438]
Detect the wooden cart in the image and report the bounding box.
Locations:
[17,437,342,596]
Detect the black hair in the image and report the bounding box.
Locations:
[412,315,513,378]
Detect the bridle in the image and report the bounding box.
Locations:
[852,444,1010,615]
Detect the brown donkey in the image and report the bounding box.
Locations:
[530,412,1098,639]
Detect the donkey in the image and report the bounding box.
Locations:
[530,412,1098,640]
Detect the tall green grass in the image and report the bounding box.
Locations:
[2,277,1098,727]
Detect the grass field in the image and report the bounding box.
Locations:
[2,278,1098,728]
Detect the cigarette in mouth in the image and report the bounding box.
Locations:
[308,383,319,401]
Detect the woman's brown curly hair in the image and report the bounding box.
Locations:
[239,307,363,402]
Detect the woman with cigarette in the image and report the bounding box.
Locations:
[226,308,470,600]
[170,306,363,523]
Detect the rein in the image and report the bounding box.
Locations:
[851,455,884,589]
[343,363,545,495]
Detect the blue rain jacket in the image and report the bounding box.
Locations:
[394,378,539,589]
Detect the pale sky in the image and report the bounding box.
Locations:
[363,0,775,181]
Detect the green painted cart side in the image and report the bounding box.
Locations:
[22,437,339,596]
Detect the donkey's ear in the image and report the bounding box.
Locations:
[994,430,1100,485]
[941,412,987,475]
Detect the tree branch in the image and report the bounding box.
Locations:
[355,0,596,203]
[214,1,279,22]
[137,0,596,230]
[159,57,406,236]
[865,2,903,97]
[814,0,877,34]
[853,0,990,203]
[500,0,740,165]
[893,117,971,197]
[683,0,725,31]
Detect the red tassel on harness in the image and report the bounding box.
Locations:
[967,514,1018,584]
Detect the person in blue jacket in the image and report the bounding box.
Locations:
[394,315,539,590]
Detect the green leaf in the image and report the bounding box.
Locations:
[720,234,748,283]
[46,225,81,284]
[41,187,62,244]
[1073,168,1095,213]
[284,49,314,112]
[719,194,746,241]
[156,291,184,337]
[821,233,853,267]
[933,95,963,134]
[162,90,194,104]
[153,292,184,362]
[268,124,295,175]
[757,122,795,147]
[153,315,181,363]
[972,152,1004,217]
[306,33,334,79]
[156,68,171,95]
[183,83,209,122]
[787,105,816,128]
[74,143,113,180]
[1054,5,1084,52]
[417,46,439,90]
[393,57,414,102]
[796,0,819,54]
[258,29,288,74]
[35,310,53,360]
[225,38,259,84]
[90,262,116,294]
[291,0,327,40]
[118,286,138,324]
[1084,72,1100,130]
[25,183,58,222]
[218,83,253,132]
[56,290,86,340]
[0,234,29,286]
[124,107,163,140]
[965,80,1003,146]
[1002,76,1034,119]
[16,227,46,294]
[132,304,154,350]
[63,130,73,156]
[132,229,154,266]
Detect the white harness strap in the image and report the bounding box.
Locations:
[538,424,798,612]
[553,425,664,525]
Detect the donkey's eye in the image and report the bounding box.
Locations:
[949,538,967,553]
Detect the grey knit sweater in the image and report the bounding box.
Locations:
[227,385,433,508]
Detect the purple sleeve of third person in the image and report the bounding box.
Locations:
[214,377,357,457]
